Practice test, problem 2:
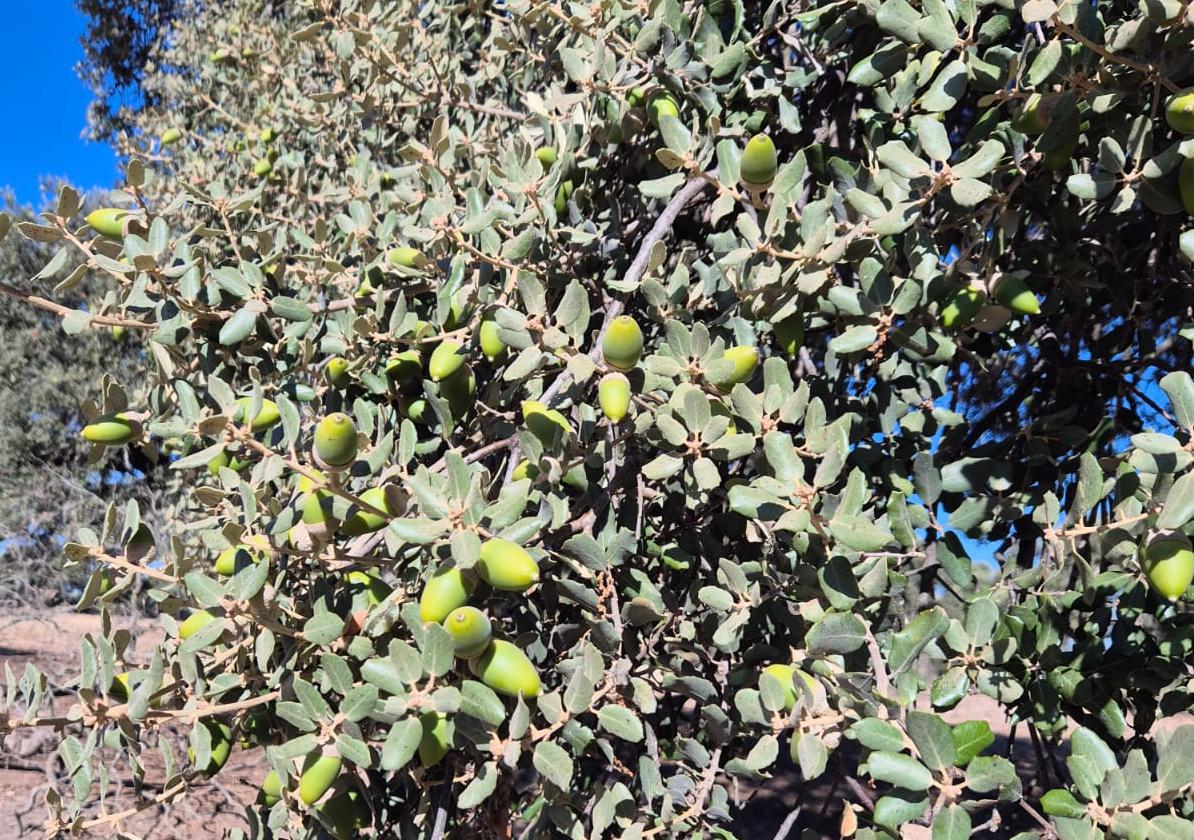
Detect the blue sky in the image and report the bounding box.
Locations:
[0,1,118,209]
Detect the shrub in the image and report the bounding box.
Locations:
[4,0,1194,836]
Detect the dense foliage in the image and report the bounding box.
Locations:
[5,0,1194,836]
[0,195,148,600]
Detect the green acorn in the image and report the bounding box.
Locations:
[992,276,1041,316]
[401,396,432,424]
[1167,88,1194,134]
[713,346,759,392]
[1180,157,1194,216]
[479,313,507,360]
[740,134,778,187]
[260,127,277,144]
[346,569,391,609]
[252,158,273,177]
[439,364,476,421]
[774,313,805,354]
[188,721,233,776]
[554,179,575,214]
[536,146,557,167]
[160,128,183,146]
[316,789,372,840]
[469,640,541,698]
[385,349,423,383]
[443,606,493,658]
[418,712,451,767]
[428,340,466,382]
[761,664,798,711]
[85,208,132,238]
[178,609,217,641]
[477,538,540,591]
[325,357,351,388]
[940,288,985,329]
[602,315,644,371]
[627,87,645,108]
[341,486,394,536]
[386,246,428,269]
[1142,532,1194,601]
[647,90,680,127]
[82,413,137,445]
[419,568,476,624]
[314,413,358,468]
[597,373,631,422]
[233,397,281,432]
[260,770,283,807]
[214,544,260,576]
[298,752,341,805]
[522,400,573,442]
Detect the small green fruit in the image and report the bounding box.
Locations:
[178,609,217,640]
[316,789,371,840]
[479,314,507,360]
[470,640,541,698]
[214,544,260,576]
[189,721,233,776]
[419,568,476,623]
[418,711,451,766]
[740,134,778,187]
[940,288,985,329]
[602,315,644,371]
[536,146,557,167]
[522,400,573,442]
[233,397,281,432]
[252,158,273,177]
[554,179,575,214]
[647,91,680,126]
[428,340,466,382]
[597,373,631,422]
[627,87,645,108]
[260,770,283,807]
[443,606,493,658]
[1167,88,1194,134]
[298,752,342,806]
[761,664,798,710]
[385,349,423,383]
[260,127,277,144]
[346,570,391,609]
[1180,157,1194,216]
[477,538,540,591]
[160,128,183,146]
[1142,534,1194,601]
[210,48,230,62]
[314,413,358,467]
[439,364,476,420]
[992,276,1040,315]
[386,246,428,269]
[402,397,431,424]
[85,208,132,238]
[302,487,336,533]
[82,413,136,445]
[325,357,351,388]
[341,486,394,536]
[714,346,759,392]
[110,325,127,341]
[774,314,804,354]
[1013,93,1050,136]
